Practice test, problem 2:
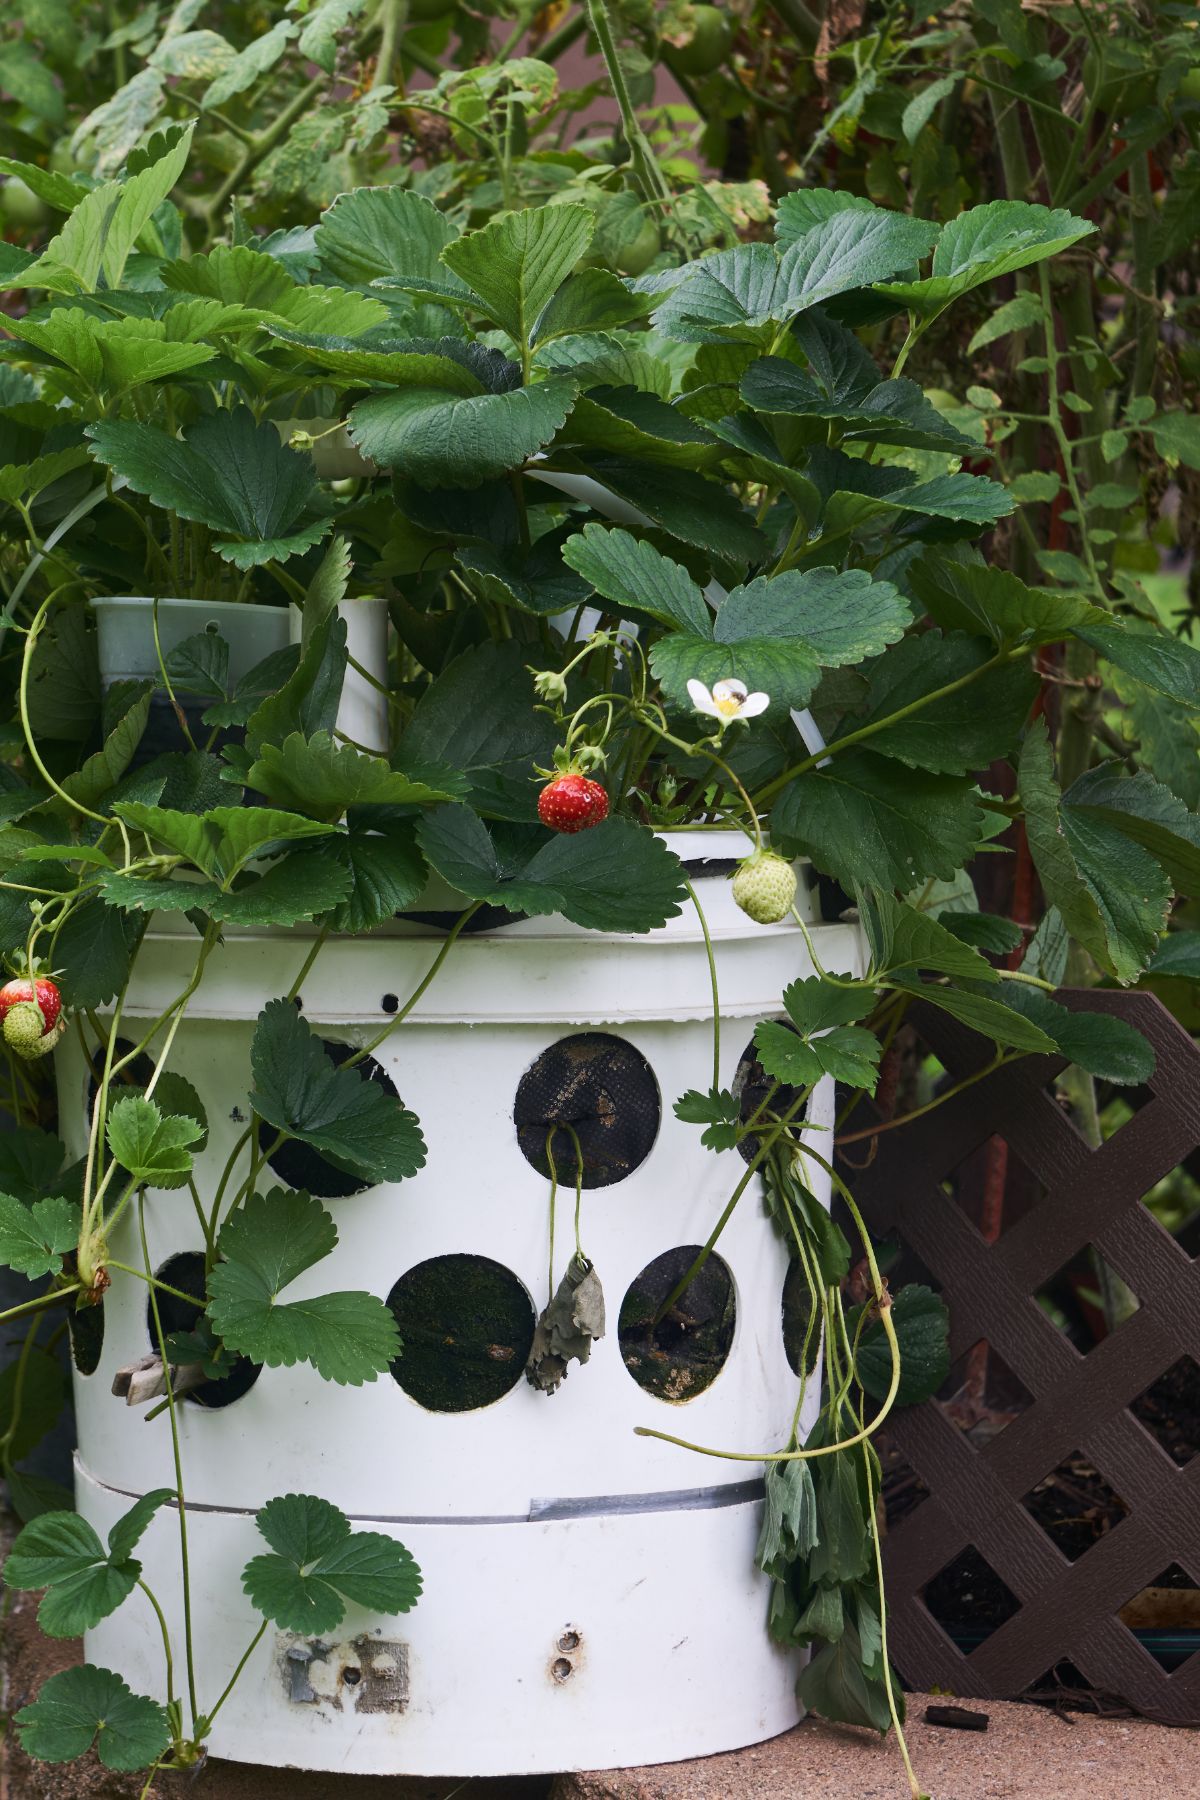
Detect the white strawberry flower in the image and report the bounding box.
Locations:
[686,677,770,725]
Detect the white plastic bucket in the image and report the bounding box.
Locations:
[90,597,292,691]
[64,845,865,1775]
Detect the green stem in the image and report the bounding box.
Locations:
[635,1301,901,1462]
[585,0,672,208]
[683,876,720,1095]
[196,1620,269,1736]
[755,650,1024,807]
[0,1286,81,1326]
[136,1578,176,1710]
[864,1443,923,1799]
[370,0,407,92]
[653,1085,813,1324]
[835,1049,1009,1146]
[140,1194,199,1732]
[349,903,483,1063]
[206,77,326,222]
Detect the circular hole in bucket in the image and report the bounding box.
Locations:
[70,1301,105,1377]
[782,1258,821,1376]
[618,1246,735,1402]
[514,1033,660,1190]
[146,1251,261,1408]
[387,1254,536,1412]
[732,1032,810,1165]
[265,1041,398,1199]
[86,1036,154,1119]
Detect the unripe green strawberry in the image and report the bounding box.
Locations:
[4,999,46,1050]
[731,851,797,924]
[3,1000,64,1059]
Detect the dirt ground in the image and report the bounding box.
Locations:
[557,1698,1200,1800]
[2,1557,1198,1800]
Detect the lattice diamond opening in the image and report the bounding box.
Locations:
[1034,1246,1141,1355]
[1020,1453,1128,1563]
[1130,1357,1200,1468]
[923,1546,1021,1649]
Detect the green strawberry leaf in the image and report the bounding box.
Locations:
[651,568,909,715]
[560,523,711,634]
[673,1086,741,1151]
[208,1188,401,1385]
[0,1126,66,1205]
[779,974,874,1031]
[874,200,1094,316]
[772,751,985,892]
[891,977,1058,1052]
[396,640,564,822]
[15,1666,170,1771]
[858,890,997,982]
[245,731,463,821]
[250,999,426,1185]
[911,558,1107,648]
[242,1492,421,1633]
[112,802,335,879]
[416,806,687,934]
[997,988,1155,1084]
[847,632,1037,774]
[754,1018,881,1092]
[0,1347,65,1463]
[1020,720,1171,984]
[440,204,595,347]
[314,186,464,291]
[851,1284,950,1406]
[86,407,329,567]
[106,1096,203,1186]
[4,1492,173,1637]
[309,823,427,933]
[1147,933,1200,981]
[0,1192,79,1278]
[348,379,577,487]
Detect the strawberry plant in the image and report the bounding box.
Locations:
[0,12,1195,1794]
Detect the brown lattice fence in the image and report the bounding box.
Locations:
[843,989,1200,1725]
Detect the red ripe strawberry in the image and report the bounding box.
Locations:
[0,975,61,1031]
[537,773,609,834]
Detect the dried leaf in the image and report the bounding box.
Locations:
[525,1254,605,1395]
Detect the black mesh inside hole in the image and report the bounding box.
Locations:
[69,1301,104,1376]
[782,1257,821,1376]
[265,1041,397,1199]
[147,1251,261,1409]
[387,1254,536,1412]
[619,1245,735,1401]
[732,1033,810,1165]
[514,1032,660,1190]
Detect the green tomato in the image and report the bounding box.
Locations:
[615,216,661,277]
[667,5,733,77]
[1177,67,1200,105]
[0,178,49,230]
[408,0,455,19]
